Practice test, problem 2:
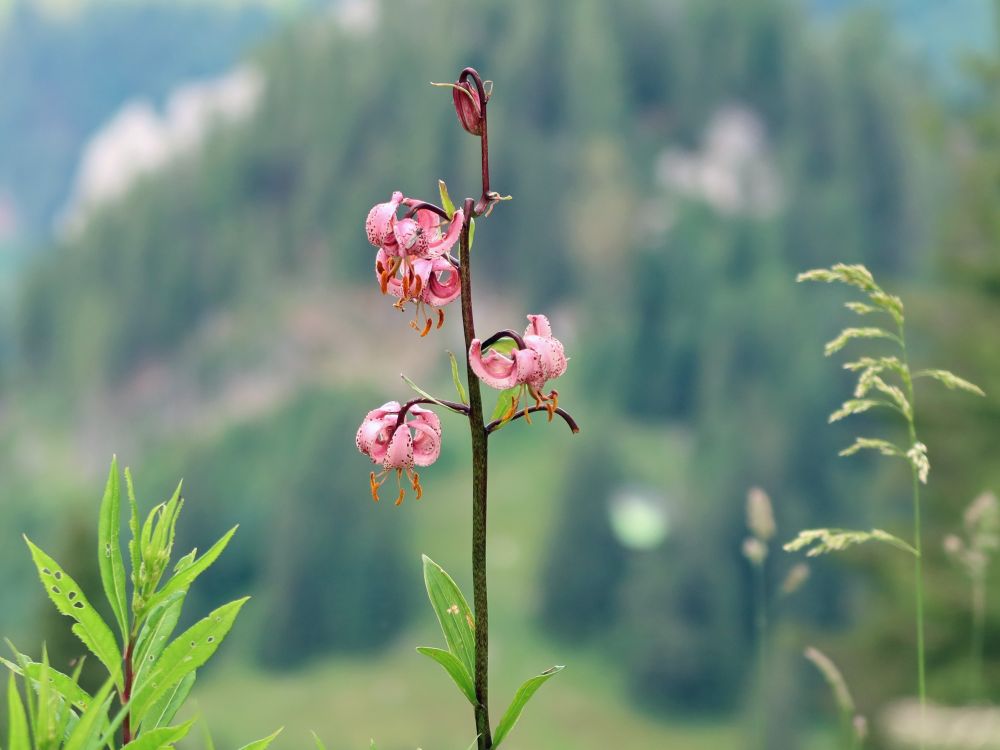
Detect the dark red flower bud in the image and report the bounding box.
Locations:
[452,80,484,136]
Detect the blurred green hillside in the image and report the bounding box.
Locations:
[2,0,999,747]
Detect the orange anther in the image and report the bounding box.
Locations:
[437,308,445,328]
[395,488,406,506]
[413,275,424,297]
[420,318,433,337]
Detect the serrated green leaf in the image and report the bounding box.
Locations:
[63,679,115,750]
[23,538,122,686]
[141,671,194,732]
[131,598,247,723]
[422,556,475,678]
[140,527,237,618]
[438,180,455,217]
[492,666,564,747]
[416,647,476,705]
[236,727,283,750]
[913,369,985,397]
[126,468,141,597]
[121,719,194,750]
[448,352,469,405]
[838,437,903,458]
[133,592,186,688]
[489,386,520,424]
[98,458,129,642]
[1,657,93,712]
[8,673,30,750]
[783,528,918,557]
[824,327,900,357]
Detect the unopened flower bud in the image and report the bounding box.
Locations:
[452,80,484,136]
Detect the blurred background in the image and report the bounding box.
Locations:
[1,0,999,747]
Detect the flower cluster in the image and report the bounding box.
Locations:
[470,314,567,421]
[356,401,441,505]
[366,191,464,335]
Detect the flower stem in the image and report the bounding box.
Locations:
[900,330,926,747]
[459,197,492,750]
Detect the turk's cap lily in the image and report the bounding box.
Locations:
[469,314,567,392]
[375,249,462,334]
[356,401,442,505]
[365,192,463,260]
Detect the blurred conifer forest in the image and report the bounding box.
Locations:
[1,0,999,747]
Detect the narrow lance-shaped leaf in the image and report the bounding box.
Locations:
[98,457,129,642]
[236,727,284,750]
[23,538,122,685]
[492,666,565,747]
[0,656,93,712]
[120,719,195,750]
[416,647,476,705]
[8,673,30,750]
[139,526,237,617]
[783,528,918,557]
[62,679,115,750]
[133,592,186,687]
[448,351,468,405]
[438,180,456,217]
[130,597,248,723]
[400,374,466,414]
[422,556,475,677]
[125,468,141,597]
[141,670,195,732]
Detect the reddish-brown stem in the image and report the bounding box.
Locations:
[480,329,526,350]
[458,197,493,750]
[121,639,135,743]
[485,405,580,435]
[393,397,470,429]
[459,68,491,213]
[404,201,451,220]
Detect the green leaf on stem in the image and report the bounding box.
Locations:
[438,180,456,217]
[7,672,30,750]
[400,374,464,414]
[62,679,115,750]
[486,339,517,356]
[490,386,520,424]
[1,655,93,713]
[121,719,195,750]
[416,647,476,705]
[421,556,475,678]
[469,217,476,250]
[131,597,248,723]
[23,538,122,685]
[783,528,918,557]
[236,727,284,750]
[142,671,195,732]
[492,665,565,747]
[98,457,129,642]
[448,352,469,405]
[133,592,186,687]
[139,526,237,618]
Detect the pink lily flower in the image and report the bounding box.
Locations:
[356,401,442,505]
[469,314,568,421]
[375,249,462,336]
[366,192,464,260]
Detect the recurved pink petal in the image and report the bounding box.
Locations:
[366,191,403,248]
[425,209,464,258]
[524,314,553,338]
[409,405,442,436]
[384,424,414,469]
[513,347,542,385]
[410,420,441,466]
[421,257,461,307]
[469,340,520,390]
